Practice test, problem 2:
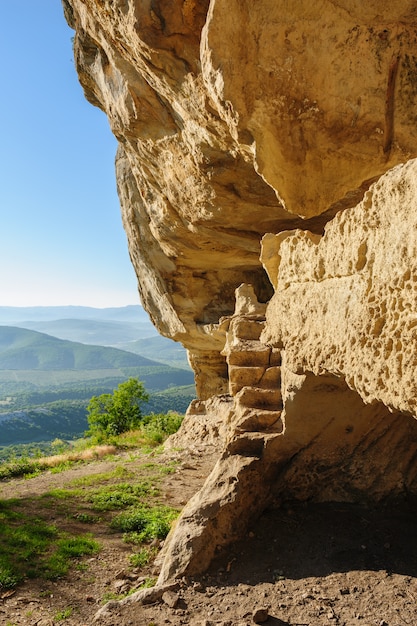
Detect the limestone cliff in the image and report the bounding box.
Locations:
[63,0,417,583]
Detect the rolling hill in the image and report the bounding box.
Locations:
[0,326,195,447]
[0,305,189,369]
[0,326,160,371]
[0,326,194,395]
[116,335,190,369]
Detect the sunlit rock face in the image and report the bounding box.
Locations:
[64,0,417,582]
[262,160,417,417]
[63,0,417,396]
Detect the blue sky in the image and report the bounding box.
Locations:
[0,1,140,308]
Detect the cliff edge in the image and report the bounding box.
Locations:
[63,0,417,582]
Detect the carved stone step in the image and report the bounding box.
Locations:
[228,344,272,367]
[236,408,283,432]
[259,366,281,388]
[229,365,281,395]
[229,318,265,341]
[269,348,282,367]
[235,386,283,410]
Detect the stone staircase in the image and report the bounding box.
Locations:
[223,311,283,436]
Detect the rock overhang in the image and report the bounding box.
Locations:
[63,0,417,584]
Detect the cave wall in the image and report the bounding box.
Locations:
[63,0,417,582]
[262,159,417,417]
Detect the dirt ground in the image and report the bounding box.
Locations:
[1,443,417,626]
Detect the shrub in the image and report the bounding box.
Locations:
[86,378,149,441]
[141,412,184,445]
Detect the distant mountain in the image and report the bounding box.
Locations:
[0,314,196,448]
[0,326,161,371]
[0,320,195,451]
[0,306,190,372]
[14,319,158,345]
[117,335,189,369]
[0,305,149,324]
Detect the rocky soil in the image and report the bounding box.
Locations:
[1,443,417,626]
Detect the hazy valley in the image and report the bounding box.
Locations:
[0,306,194,451]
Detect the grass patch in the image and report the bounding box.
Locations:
[140,461,178,476]
[43,487,83,500]
[54,607,73,621]
[56,535,100,558]
[90,481,159,511]
[70,465,133,487]
[42,534,100,580]
[111,504,178,544]
[129,545,158,567]
[0,503,57,586]
[72,512,100,524]
[0,498,101,587]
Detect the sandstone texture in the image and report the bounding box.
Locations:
[262,159,417,416]
[63,0,417,584]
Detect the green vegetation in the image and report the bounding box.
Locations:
[111,504,178,544]
[42,535,100,580]
[0,411,183,481]
[0,324,194,448]
[86,378,149,440]
[85,378,184,445]
[54,607,73,621]
[0,500,99,587]
[90,482,158,511]
[0,414,183,592]
[0,383,194,450]
[70,465,133,486]
[141,411,184,444]
[129,545,158,567]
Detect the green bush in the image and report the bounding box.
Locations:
[86,378,149,441]
[141,412,183,445]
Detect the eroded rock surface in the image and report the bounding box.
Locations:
[63,0,417,585]
[263,159,417,416]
